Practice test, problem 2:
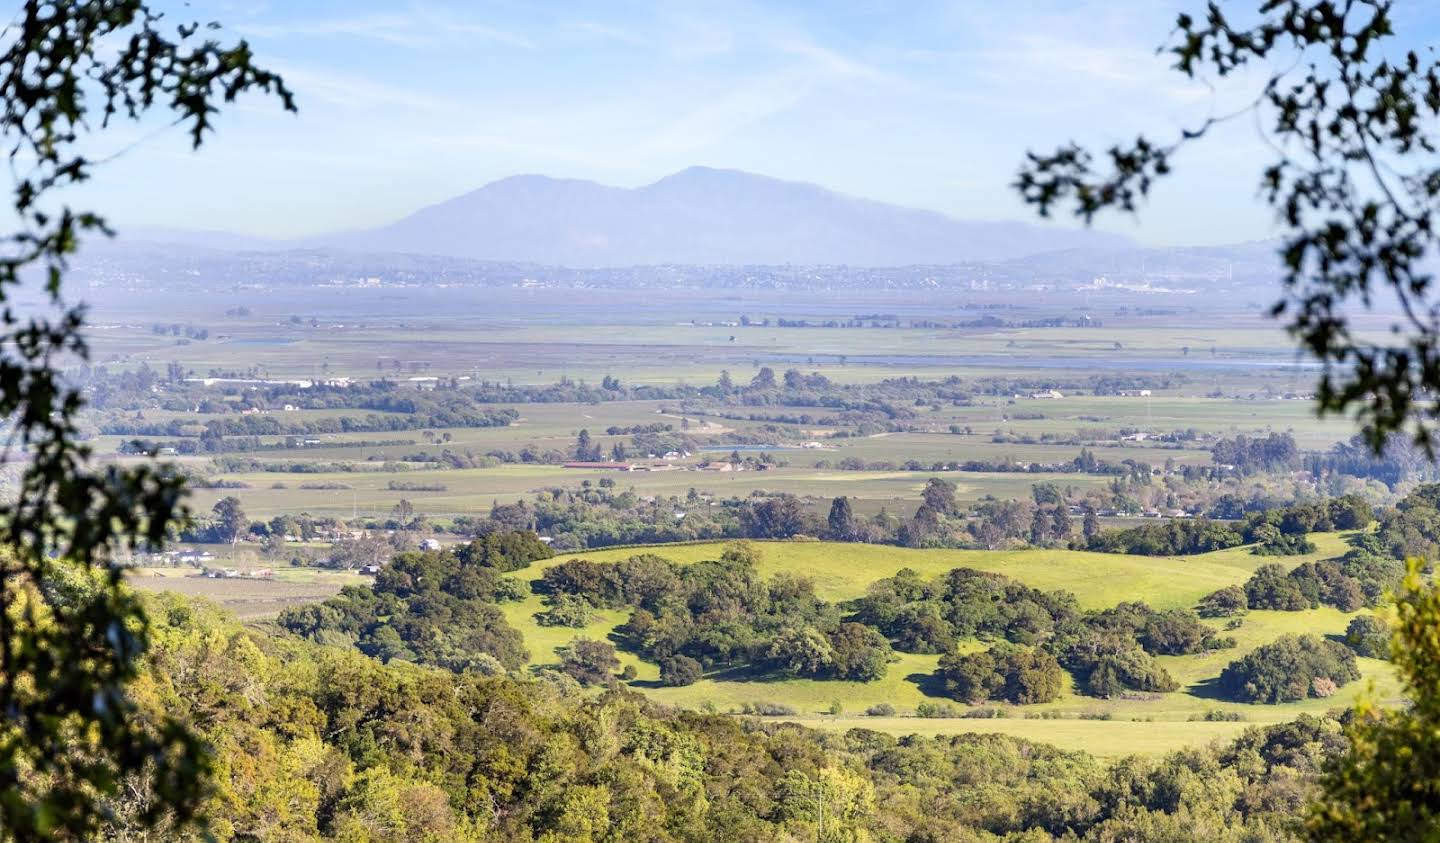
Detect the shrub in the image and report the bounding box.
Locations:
[1244,563,1310,610]
[962,706,1009,719]
[1244,561,1367,611]
[1251,525,1317,556]
[455,530,554,572]
[1337,548,1405,605]
[556,638,620,688]
[659,655,703,687]
[1344,614,1391,659]
[915,701,962,718]
[740,701,797,716]
[937,643,1063,705]
[1198,585,1248,618]
[825,622,893,681]
[535,593,595,628]
[864,703,896,716]
[1190,710,1245,722]
[1080,647,1179,698]
[1217,634,1360,703]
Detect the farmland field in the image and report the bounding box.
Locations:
[96,282,1413,760]
[128,567,362,619]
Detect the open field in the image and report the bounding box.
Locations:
[180,463,1117,521]
[485,535,1399,753]
[78,283,1364,531]
[81,285,1336,389]
[128,567,362,619]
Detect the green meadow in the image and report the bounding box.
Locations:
[492,535,1397,755]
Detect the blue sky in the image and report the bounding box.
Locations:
[81,1,1440,246]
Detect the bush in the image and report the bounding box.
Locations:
[1344,614,1391,659]
[1079,646,1179,698]
[1217,634,1360,703]
[740,701,797,716]
[1203,585,1249,616]
[937,643,1063,705]
[1190,710,1245,722]
[1251,525,1317,556]
[1244,561,1367,611]
[825,622,893,681]
[864,703,896,716]
[962,706,1009,719]
[535,593,595,628]
[659,655,703,687]
[556,638,620,687]
[1244,563,1310,610]
[455,530,554,572]
[1337,548,1405,605]
[915,701,962,718]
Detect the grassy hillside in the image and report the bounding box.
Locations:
[503,535,1398,755]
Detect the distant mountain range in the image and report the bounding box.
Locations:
[127,167,1134,267]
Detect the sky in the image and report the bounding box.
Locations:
[70,0,1440,247]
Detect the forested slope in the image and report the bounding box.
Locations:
[120,593,1345,841]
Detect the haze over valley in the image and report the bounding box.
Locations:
[12,2,1440,841]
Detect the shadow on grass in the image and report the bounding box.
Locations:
[703,664,799,684]
[1187,676,1229,701]
[904,670,948,698]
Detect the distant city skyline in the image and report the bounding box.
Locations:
[84,0,1440,247]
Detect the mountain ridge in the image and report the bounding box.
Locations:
[132,167,1138,267]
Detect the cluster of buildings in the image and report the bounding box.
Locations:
[562,459,770,473]
[202,567,275,579]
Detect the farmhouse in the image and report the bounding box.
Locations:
[562,461,636,471]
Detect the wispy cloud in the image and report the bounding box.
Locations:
[267,63,470,115]
[776,38,886,82]
[564,20,647,46]
[238,9,534,49]
[641,71,814,156]
[665,17,734,59]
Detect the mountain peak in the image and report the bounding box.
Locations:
[308,168,1133,267]
[650,166,783,186]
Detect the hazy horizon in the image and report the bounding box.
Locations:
[84,0,1440,248]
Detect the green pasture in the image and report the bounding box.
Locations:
[187,462,1115,521]
[494,536,1398,754]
